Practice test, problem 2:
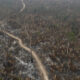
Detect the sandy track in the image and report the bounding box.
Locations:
[20,0,26,12]
[1,31,49,80]
[0,0,49,80]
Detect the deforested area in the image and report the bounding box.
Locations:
[0,0,80,80]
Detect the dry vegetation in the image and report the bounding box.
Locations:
[0,0,80,80]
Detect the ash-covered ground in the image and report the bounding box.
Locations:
[0,23,41,80]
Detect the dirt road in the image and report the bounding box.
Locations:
[0,0,49,80]
[20,0,26,12]
[1,30,49,80]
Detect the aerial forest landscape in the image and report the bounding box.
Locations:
[0,0,80,80]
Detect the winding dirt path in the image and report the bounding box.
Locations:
[1,30,49,80]
[0,0,49,80]
[20,0,26,12]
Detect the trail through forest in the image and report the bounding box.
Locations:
[0,0,49,80]
[20,0,26,12]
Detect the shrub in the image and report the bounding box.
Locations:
[67,32,76,41]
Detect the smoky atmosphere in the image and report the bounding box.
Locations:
[0,0,80,80]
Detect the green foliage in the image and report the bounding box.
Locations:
[18,78,22,80]
[71,26,79,35]
[67,32,76,41]
[14,77,22,80]
[0,78,3,80]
